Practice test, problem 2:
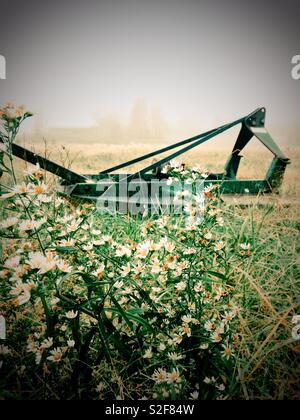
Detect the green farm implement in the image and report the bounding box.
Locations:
[1,107,290,205]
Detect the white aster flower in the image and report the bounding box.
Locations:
[115,245,132,258]
[96,382,106,393]
[92,264,105,279]
[114,280,124,289]
[40,337,53,349]
[60,238,76,247]
[26,252,57,274]
[204,320,215,332]
[37,194,52,203]
[56,260,72,273]
[158,343,166,352]
[240,242,251,250]
[204,231,213,240]
[168,352,183,361]
[82,244,93,251]
[181,315,193,324]
[47,348,62,363]
[0,217,18,229]
[152,368,167,384]
[204,376,216,385]
[214,241,225,251]
[16,290,31,305]
[194,282,204,293]
[65,310,78,319]
[190,391,199,400]
[30,183,48,195]
[136,241,151,258]
[211,332,222,343]
[0,345,11,356]
[67,340,75,348]
[200,343,209,350]
[167,368,181,384]
[4,256,21,270]
[175,281,186,291]
[120,264,131,277]
[223,311,235,323]
[143,348,153,359]
[221,345,234,360]
[12,183,30,194]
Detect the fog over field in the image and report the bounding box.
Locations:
[0,0,299,148]
[27,101,300,148]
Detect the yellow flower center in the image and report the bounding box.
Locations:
[34,186,44,195]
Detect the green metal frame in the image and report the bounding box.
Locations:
[0,107,290,200]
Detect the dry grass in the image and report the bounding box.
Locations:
[221,204,300,399]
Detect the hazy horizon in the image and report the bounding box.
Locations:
[0,0,299,140]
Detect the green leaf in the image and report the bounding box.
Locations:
[106,303,155,333]
[109,296,134,330]
[51,246,77,254]
[24,112,34,119]
[206,270,227,281]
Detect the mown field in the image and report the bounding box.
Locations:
[1,115,300,400]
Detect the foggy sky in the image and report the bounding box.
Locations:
[0,0,299,131]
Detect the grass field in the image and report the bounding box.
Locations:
[1,119,300,400]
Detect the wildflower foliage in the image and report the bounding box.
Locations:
[0,106,243,400]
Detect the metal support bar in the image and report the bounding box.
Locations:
[224,154,242,179]
[130,117,245,179]
[248,127,288,159]
[224,124,253,178]
[99,125,227,175]
[265,157,290,191]
[0,141,88,184]
[100,108,266,178]
[230,124,254,155]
